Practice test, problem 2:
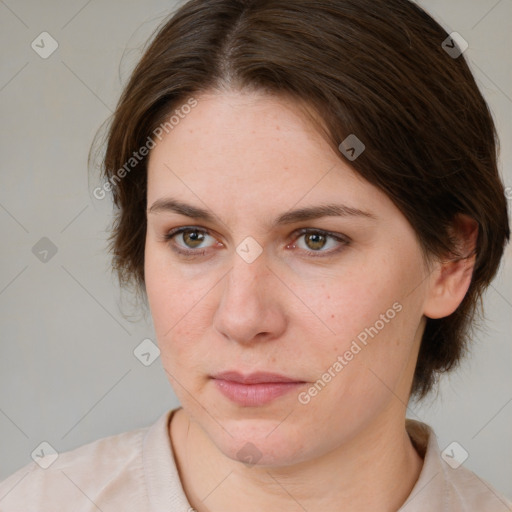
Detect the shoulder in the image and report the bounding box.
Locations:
[402,420,512,512]
[443,463,512,511]
[0,412,171,511]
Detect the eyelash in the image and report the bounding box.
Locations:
[162,226,350,259]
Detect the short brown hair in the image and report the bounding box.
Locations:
[94,0,510,398]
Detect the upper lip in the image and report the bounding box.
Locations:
[212,371,304,384]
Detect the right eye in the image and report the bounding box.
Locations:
[164,226,221,257]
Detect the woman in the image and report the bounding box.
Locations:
[1,0,510,510]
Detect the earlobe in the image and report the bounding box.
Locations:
[423,214,479,320]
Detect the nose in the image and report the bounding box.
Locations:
[212,250,288,345]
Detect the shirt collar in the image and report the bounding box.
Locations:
[142,408,191,511]
[398,419,447,511]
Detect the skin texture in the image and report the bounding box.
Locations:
[144,90,478,511]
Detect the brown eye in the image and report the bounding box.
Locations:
[163,227,217,256]
[290,229,350,257]
[304,232,327,251]
[181,229,206,248]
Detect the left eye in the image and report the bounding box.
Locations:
[289,229,349,255]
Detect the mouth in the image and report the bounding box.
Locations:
[210,371,307,407]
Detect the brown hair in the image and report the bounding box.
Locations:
[94,0,510,398]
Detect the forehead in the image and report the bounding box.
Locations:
[148,90,333,175]
[146,90,395,224]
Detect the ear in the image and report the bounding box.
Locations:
[423,214,479,320]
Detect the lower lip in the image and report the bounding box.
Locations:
[213,379,304,406]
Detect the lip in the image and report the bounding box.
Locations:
[211,371,306,407]
[212,371,303,384]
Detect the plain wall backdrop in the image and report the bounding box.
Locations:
[1,0,511,501]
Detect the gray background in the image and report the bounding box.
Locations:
[1,0,511,501]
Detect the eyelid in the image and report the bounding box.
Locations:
[292,227,350,245]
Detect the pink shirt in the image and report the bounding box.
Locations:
[1,408,510,511]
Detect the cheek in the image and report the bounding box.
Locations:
[303,255,424,386]
[299,267,399,346]
[293,288,419,430]
[144,242,222,369]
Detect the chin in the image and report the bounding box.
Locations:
[198,411,319,468]
[222,432,309,468]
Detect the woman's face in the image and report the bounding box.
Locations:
[145,90,433,466]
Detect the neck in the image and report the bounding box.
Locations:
[170,405,424,512]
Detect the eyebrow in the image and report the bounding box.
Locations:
[147,198,377,226]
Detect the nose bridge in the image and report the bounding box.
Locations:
[213,247,285,343]
[223,249,269,310]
